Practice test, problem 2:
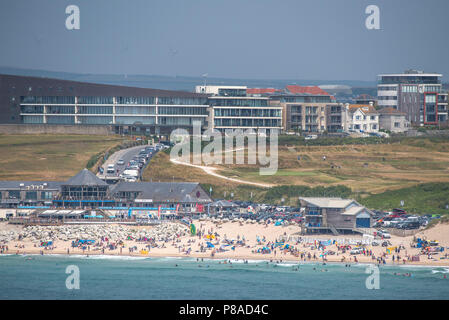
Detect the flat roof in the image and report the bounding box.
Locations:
[378,73,442,77]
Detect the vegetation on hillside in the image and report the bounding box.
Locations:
[0,134,124,180]
[360,183,449,215]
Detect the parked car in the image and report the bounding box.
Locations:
[381,240,392,247]
[350,248,364,255]
[398,221,420,229]
[106,164,115,174]
[378,230,391,239]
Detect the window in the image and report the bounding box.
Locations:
[47,105,75,114]
[20,96,75,104]
[115,116,155,125]
[46,116,75,124]
[43,192,53,200]
[78,106,113,114]
[425,95,436,103]
[158,97,207,105]
[25,191,37,200]
[8,191,20,199]
[78,96,113,104]
[394,122,400,128]
[78,116,113,124]
[117,97,156,105]
[22,115,44,124]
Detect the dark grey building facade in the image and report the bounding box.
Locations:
[0,74,209,134]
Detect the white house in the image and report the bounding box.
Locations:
[343,104,379,133]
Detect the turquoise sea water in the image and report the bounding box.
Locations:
[0,254,448,299]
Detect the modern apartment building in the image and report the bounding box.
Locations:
[262,85,343,133]
[1,74,209,134]
[195,85,283,133]
[354,94,377,107]
[377,70,448,126]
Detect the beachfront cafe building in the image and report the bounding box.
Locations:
[55,169,112,208]
[0,169,213,218]
[109,181,212,215]
[299,197,374,235]
[0,181,63,208]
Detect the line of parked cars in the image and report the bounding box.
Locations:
[118,145,162,182]
[373,208,439,230]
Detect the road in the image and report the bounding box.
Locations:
[97,145,149,181]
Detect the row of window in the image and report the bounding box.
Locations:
[378,96,398,101]
[116,97,155,105]
[378,85,397,92]
[21,115,207,125]
[209,98,269,107]
[159,117,206,126]
[355,115,377,121]
[158,97,207,105]
[20,96,206,105]
[77,96,113,104]
[425,95,437,103]
[21,96,75,104]
[158,107,208,115]
[423,86,441,93]
[214,109,281,117]
[3,190,53,200]
[352,124,378,130]
[218,89,247,97]
[379,76,440,85]
[214,119,281,127]
[290,105,340,114]
[281,96,332,103]
[401,85,418,93]
[20,105,208,115]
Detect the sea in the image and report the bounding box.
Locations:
[0,254,448,300]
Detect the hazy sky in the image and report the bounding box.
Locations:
[0,0,448,81]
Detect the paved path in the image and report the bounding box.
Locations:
[169,149,272,188]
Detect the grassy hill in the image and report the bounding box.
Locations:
[359,183,449,215]
[0,134,125,180]
[143,136,449,213]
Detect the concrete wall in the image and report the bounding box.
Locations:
[0,124,114,135]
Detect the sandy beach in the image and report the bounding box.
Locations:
[1,220,449,267]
